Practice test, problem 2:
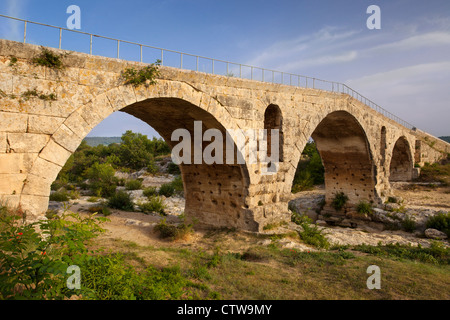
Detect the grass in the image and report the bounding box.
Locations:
[331,192,348,211]
[96,235,450,300]
[32,47,65,69]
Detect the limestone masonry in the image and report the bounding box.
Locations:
[0,39,448,231]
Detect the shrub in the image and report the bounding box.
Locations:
[143,186,158,198]
[88,205,112,216]
[49,190,70,202]
[167,162,181,175]
[402,216,416,233]
[154,218,193,241]
[298,223,330,249]
[32,47,65,69]
[426,212,450,237]
[125,179,143,191]
[159,183,175,197]
[331,192,348,211]
[107,190,134,211]
[139,196,166,215]
[356,201,373,215]
[85,162,118,197]
[121,60,160,87]
[0,210,107,299]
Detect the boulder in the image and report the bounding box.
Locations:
[424,228,448,240]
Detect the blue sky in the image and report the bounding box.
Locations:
[1,0,449,137]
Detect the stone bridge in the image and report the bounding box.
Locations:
[1,39,449,231]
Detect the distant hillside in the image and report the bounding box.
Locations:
[439,136,450,143]
[84,137,121,147]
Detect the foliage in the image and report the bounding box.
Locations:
[401,216,416,233]
[107,190,134,211]
[121,60,161,87]
[297,223,330,249]
[167,162,181,175]
[0,208,107,299]
[49,190,70,202]
[426,212,450,237]
[84,162,118,197]
[21,88,57,101]
[159,183,175,197]
[292,142,324,192]
[139,196,166,215]
[32,47,65,69]
[143,187,158,198]
[353,242,449,265]
[331,192,348,211]
[356,201,373,215]
[154,218,193,241]
[125,179,143,191]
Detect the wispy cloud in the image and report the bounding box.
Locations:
[1,0,26,40]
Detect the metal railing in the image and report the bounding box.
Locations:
[0,14,415,130]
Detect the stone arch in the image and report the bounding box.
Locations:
[389,136,413,182]
[307,110,376,209]
[263,104,284,162]
[20,81,256,230]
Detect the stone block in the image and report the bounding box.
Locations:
[0,173,27,195]
[28,115,65,135]
[39,138,72,167]
[19,194,49,219]
[0,153,37,174]
[51,123,82,153]
[6,132,50,153]
[0,112,28,133]
[29,156,62,182]
[22,173,52,197]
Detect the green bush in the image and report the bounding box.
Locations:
[154,218,193,241]
[331,192,348,211]
[402,216,417,233]
[356,201,373,215]
[0,209,107,299]
[139,196,166,215]
[125,179,143,191]
[32,47,65,69]
[159,183,175,197]
[167,162,181,175]
[121,61,160,88]
[85,162,118,197]
[143,186,158,198]
[49,190,70,202]
[298,223,330,249]
[426,212,450,237]
[107,190,134,211]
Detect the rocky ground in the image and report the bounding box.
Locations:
[50,171,449,253]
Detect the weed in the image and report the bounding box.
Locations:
[107,190,134,211]
[125,179,143,191]
[356,200,373,215]
[32,47,65,69]
[49,190,70,202]
[21,88,57,101]
[298,223,330,249]
[401,216,417,233]
[154,218,193,241]
[331,192,348,211]
[139,196,166,215]
[121,60,160,87]
[143,186,158,198]
[426,212,450,237]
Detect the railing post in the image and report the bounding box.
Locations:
[59,28,62,49]
[161,49,164,65]
[140,45,142,62]
[180,53,183,69]
[212,59,214,74]
[196,56,199,71]
[23,21,27,43]
[90,34,93,54]
[117,40,120,59]
[239,64,242,78]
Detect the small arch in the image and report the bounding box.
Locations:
[389,136,413,182]
[264,104,284,162]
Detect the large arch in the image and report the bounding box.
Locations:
[20,82,256,230]
[309,111,376,211]
[389,136,414,182]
